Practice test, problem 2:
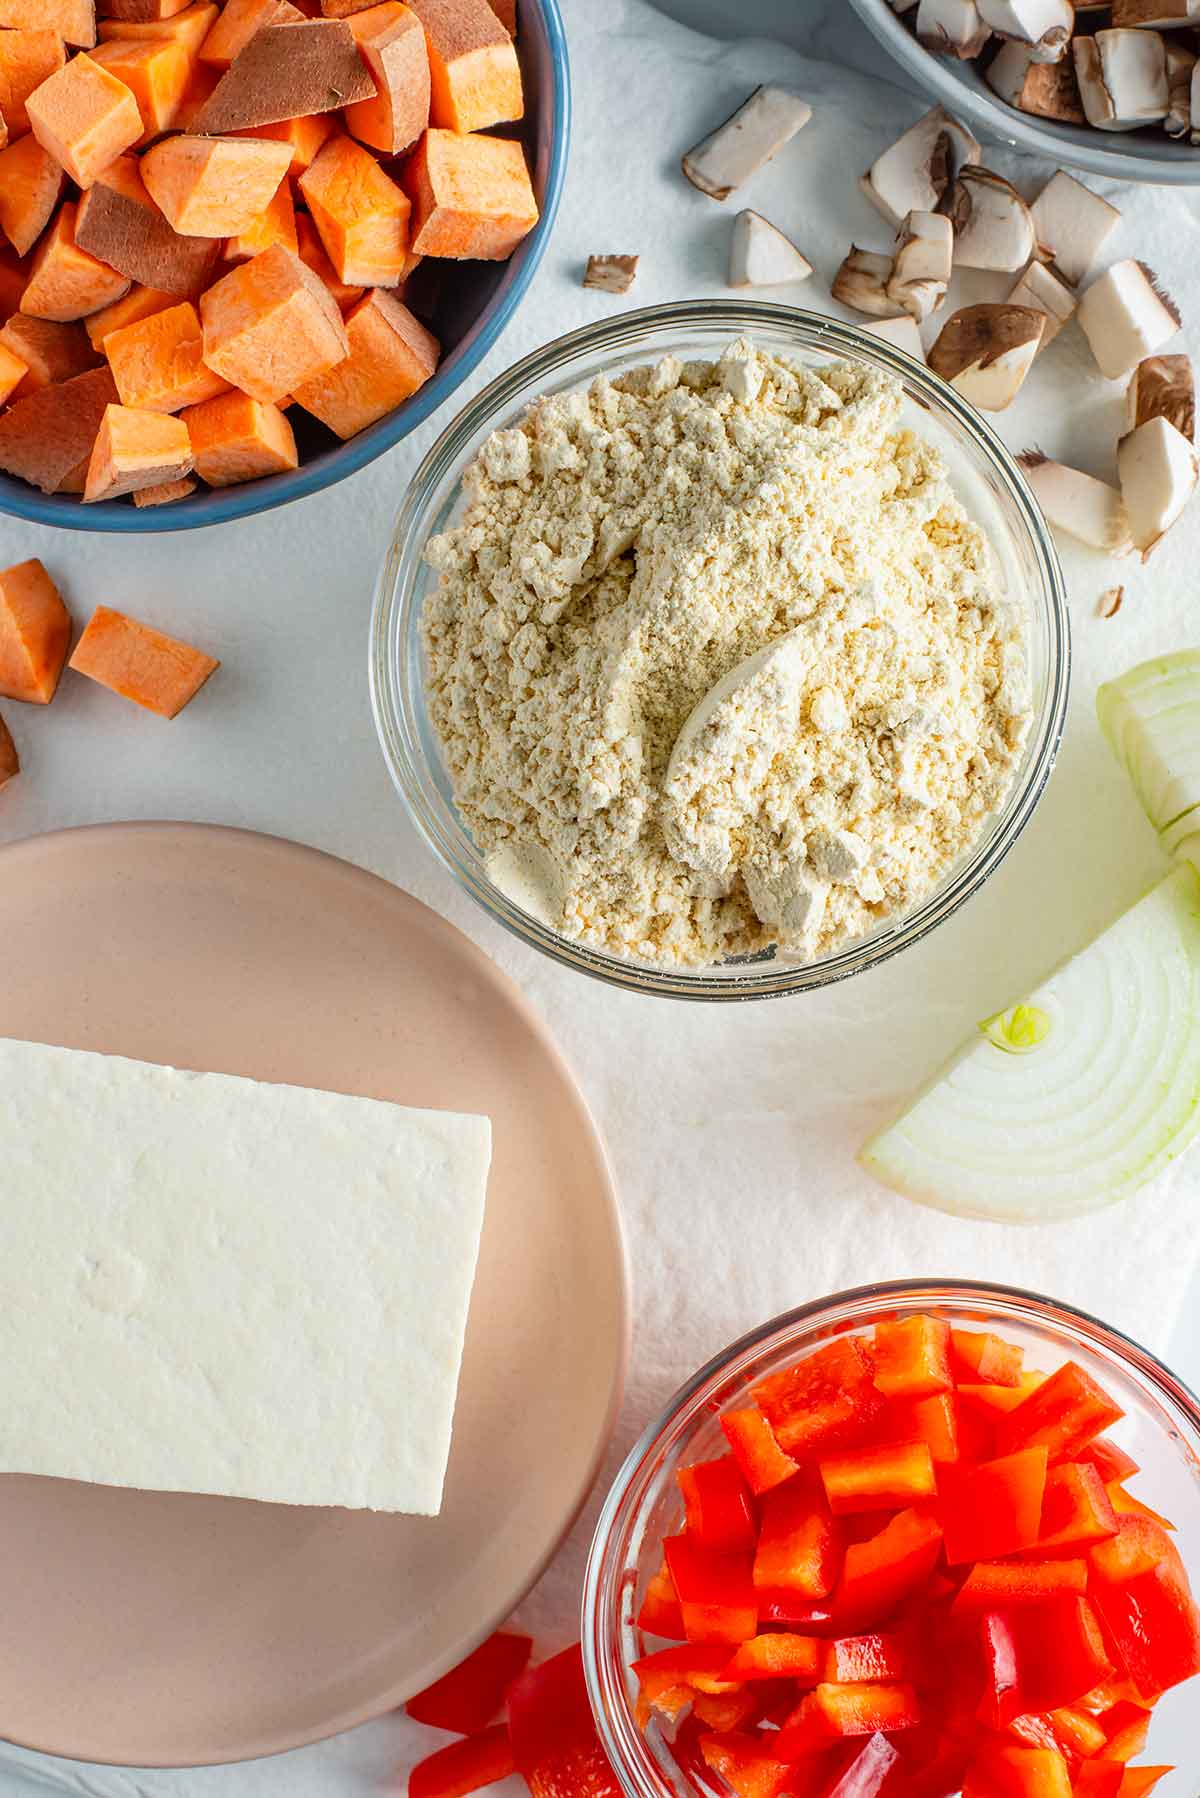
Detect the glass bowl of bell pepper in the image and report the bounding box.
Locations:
[581,1280,1200,1798]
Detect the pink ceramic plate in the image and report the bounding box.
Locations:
[0,823,628,1768]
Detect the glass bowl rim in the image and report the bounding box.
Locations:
[370,300,1071,1002]
[579,1275,1200,1798]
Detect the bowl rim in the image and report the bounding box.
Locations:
[846,0,1200,185]
[0,0,571,535]
[580,1275,1200,1798]
[370,298,1071,1002]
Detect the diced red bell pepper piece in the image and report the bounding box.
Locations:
[873,1316,953,1401]
[941,1447,1049,1565]
[820,1441,937,1515]
[409,1724,516,1798]
[692,1689,761,1733]
[962,1745,1072,1798]
[775,1682,920,1756]
[1010,1706,1106,1758]
[637,1560,685,1641]
[957,1380,1047,1418]
[889,1728,976,1798]
[633,1643,744,1720]
[951,1329,1025,1388]
[407,1631,534,1733]
[699,1731,795,1798]
[756,1593,839,1632]
[1072,1766,1125,1798]
[722,1633,823,1682]
[883,1392,960,1466]
[721,1408,801,1497]
[1038,1463,1118,1553]
[753,1481,842,1599]
[1078,1439,1139,1486]
[678,1457,758,1554]
[834,1507,944,1628]
[1075,1678,1147,1717]
[1105,1483,1174,1531]
[821,1732,900,1798]
[952,1559,1088,1611]
[665,1535,758,1646]
[822,1633,909,1684]
[1115,1771,1172,1798]
[1092,1544,1200,1700]
[1011,1598,1113,1712]
[753,1338,883,1458]
[976,1611,1022,1729]
[507,1645,622,1798]
[996,1364,1124,1463]
[1089,1515,1173,1585]
[1100,1700,1149,1762]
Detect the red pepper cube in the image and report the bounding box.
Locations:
[720,1408,800,1497]
[963,1745,1072,1798]
[1012,1597,1113,1712]
[1079,1439,1140,1485]
[722,1633,823,1683]
[407,1630,534,1732]
[409,1724,516,1798]
[1046,1706,1108,1757]
[752,1338,883,1458]
[1101,1700,1150,1762]
[1089,1514,1173,1585]
[819,1440,937,1515]
[698,1731,796,1798]
[821,1732,900,1798]
[633,1643,744,1722]
[834,1507,944,1629]
[507,1644,622,1798]
[1038,1462,1119,1552]
[776,1681,920,1755]
[996,1362,1124,1463]
[1074,1767,1127,1798]
[941,1446,1049,1565]
[755,1593,838,1631]
[1116,1773,1172,1798]
[822,1633,909,1684]
[753,1481,842,1599]
[958,1380,1046,1419]
[872,1315,952,1401]
[883,1392,961,1466]
[951,1328,1025,1388]
[976,1610,1023,1729]
[692,1689,760,1733]
[1091,1542,1200,1701]
[952,1559,1088,1612]
[637,1559,685,1640]
[664,1535,758,1646]
[678,1457,757,1554]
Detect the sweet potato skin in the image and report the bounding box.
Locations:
[0,312,99,397]
[0,361,117,491]
[69,604,218,716]
[75,155,221,295]
[0,712,18,788]
[19,200,130,322]
[192,18,374,132]
[0,557,72,705]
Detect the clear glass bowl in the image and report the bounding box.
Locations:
[581,1280,1200,1797]
[370,302,1070,1001]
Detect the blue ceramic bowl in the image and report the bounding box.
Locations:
[0,0,570,533]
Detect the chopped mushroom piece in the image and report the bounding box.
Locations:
[1118,415,1199,556]
[1078,259,1181,379]
[863,314,926,360]
[916,0,991,57]
[1111,0,1200,24]
[1127,354,1195,439]
[1164,41,1196,134]
[681,86,812,201]
[976,0,1072,56]
[985,42,1088,119]
[1008,259,1076,345]
[860,105,980,226]
[1073,29,1169,129]
[928,303,1044,409]
[946,167,1035,271]
[831,246,902,317]
[1017,451,1134,554]
[1098,585,1124,618]
[1029,171,1120,286]
[583,255,638,294]
[728,210,813,287]
[886,210,952,321]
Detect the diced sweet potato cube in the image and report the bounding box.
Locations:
[406,0,519,132]
[85,281,175,348]
[405,127,536,260]
[0,361,116,489]
[173,55,217,126]
[0,0,95,48]
[199,242,348,403]
[198,0,298,66]
[20,200,129,321]
[76,156,220,295]
[298,132,410,286]
[98,0,218,54]
[101,0,193,20]
[57,452,91,491]
[292,285,435,436]
[132,473,194,503]
[141,132,292,235]
[294,210,362,309]
[0,29,66,137]
[320,0,379,13]
[105,298,228,411]
[0,340,28,404]
[0,559,71,704]
[0,312,97,395]
[26,51,143,186]
[193,18,373,132]
[343,1,428,154]
[0,131,64,255]
[88,36,190,137]
[223,168,296,260]
[83,399,192,500]
[232,109,332,173]
[0,712,17,788]
[69,604,217,716]
[183,387,296,483]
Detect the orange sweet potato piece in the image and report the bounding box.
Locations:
[198,241,348,403]
[182,387,296,482]
[76,154,220,293]
[0,312,98,395]
[173,55,218,125]
[298,132,410,286]
[88,35,191,137]
[0,361,116,488]
[0,0,95,48]
[83,399,192,499]
[0,339,28,404]
[405,126,536,260]
[0,29,66,137]
[292,284,435,436]
[0,558,72,703]
[224,176,296,261]
[141,132,292,234]
[0,249,28,321]
[485,0,515,36]
[132,472,194,503]
[193,18,373,131]
[198,0,301,66]
[26,51,143,186]
[69,604,218,716]
[0,131,64,255]
[344,0,428,154]
[85,280,175,347]
[20,200,130,321]
[405,0,519,131]
[294,210,362,308]
[104,297,228,410]
[0,712,17,788]
[232,109,332,173]
[100,0,193,20]
[320,0,379,13]
[98,0,218,53]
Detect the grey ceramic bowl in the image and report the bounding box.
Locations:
[847,0,1200,185]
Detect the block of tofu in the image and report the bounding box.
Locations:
[222,166,296,259]
[406,0,519,132]
[83,400,192,500]
[293,286,436,436]
[0,1037,491,1509]
[199,242,348,403]
[0,29,66,137]
[299,131,411,286]
[75,154,220,294]
[98,0,218,53]
[88,34,191,137]
[0,131,64,257]
[85,280,175,348]
[183,388,297,482]
[0,362,117,490]
[141,132,293,235]
[104,298,228,411]
[192,18,374,132]
[132,473,195,503]
[343,1,429,155]
[26,51,143,186]
[19,200,130,321]
[0,0,95,48]
[405,127,536,261]
[0,312,97,395]
[0,557,71,704]
[0,714,17,789]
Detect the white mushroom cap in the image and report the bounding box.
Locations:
[863,315,927,360]
[682,86,813,201]
[1078,259,1181,380]
[832,246,902,317]
[727,210,813,287]
[916,0,992,56]
[976,0,1072,56]
[1126,354,1195,439]
[886,210,953,321]
[861,105,980,226]
[928,303,1045,409]
[1017,453,1134,554]
[1073,30,1169,130]
[946,167,1035,271]
[985,41,1088,119]
[1008,259,1077,345]
[1029,171,1120,287]
[1117,416,1199,557]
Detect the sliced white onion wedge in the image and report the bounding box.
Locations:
[1097,648,1200,839]
[859,865,1200,1220]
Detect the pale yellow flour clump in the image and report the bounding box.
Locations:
[421,340,1031,970]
